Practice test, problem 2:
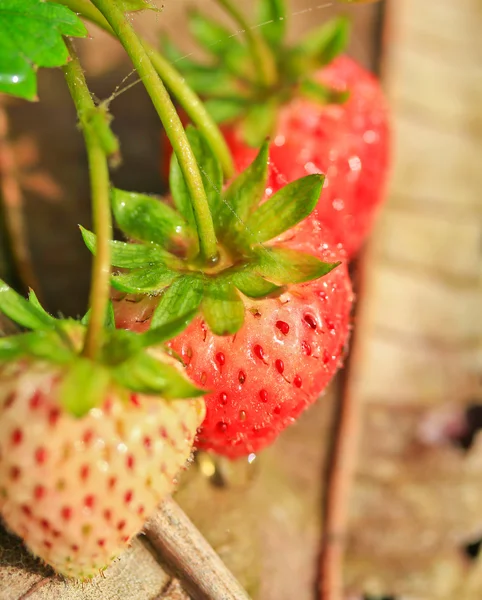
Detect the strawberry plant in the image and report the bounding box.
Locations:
[0,0,384,585]
[160,0,391,258]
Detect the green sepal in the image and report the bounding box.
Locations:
[113,352,204,399]
[28,289,55,323]
[0,330,74,363]
[139,312,198,348]
[204,98,248,124]
[230,270,283,298]
[296,15,350,67]
[111,268,179,294]
[151,277,203,329]
[80,227,179,269]
[240,100,278,148]
[257,0,286,48]
[182,65,237,96]
[81,301,116,330]
[254,247,340,284]
[0,279,55,330]
[188,9,243,58]
[170,127,223,227]
[217,142,269,247]
[247,174,324,244]
[119,0,159,12]
[160,33,196,67]
[299,79,350,105]
[0,0,87,101]
[202,281,244,336]
[60,359,110,418]
[111,188,197,255]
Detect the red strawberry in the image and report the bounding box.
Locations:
[0,357,204,579]
[87,135,353,459]
[223,57,390,258]
[114,217,352,458]
[160,12,390,257]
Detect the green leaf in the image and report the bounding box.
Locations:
[151,277,203,329]
[0,0,87,100]
[0,330,73,363]
[188,10,241,57]
[112,189,197,254]
[139,311,198,347]
[80,227,178,269]
[240,100,278,147]
[202,281,245,336]
[204,98,248,124]
[247,174,324,243]
[230,269,282,298]
[297,15,351,66]
[111,268,179,294]
[217,142,269,246]
[60,359,111,418]
[113,352,204,399]
[299,79,350,104]
[254,247,340,284]
[170,127,223,227]
[257,0,286,48]
[0,279,55,330]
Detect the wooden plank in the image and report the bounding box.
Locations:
[346,0,482,596]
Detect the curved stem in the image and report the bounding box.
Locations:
[142,44,234,179]
[54,0,234,179]
[62,40,112,360]
[216,0,277,87]
[90,0,218,263]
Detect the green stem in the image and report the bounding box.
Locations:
[143,44,233,179]
[216,0,277,87]
[62,40,112,360]
[90,0,218,263]
[55,0,234,178]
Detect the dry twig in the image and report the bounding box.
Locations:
[145,496,251,600]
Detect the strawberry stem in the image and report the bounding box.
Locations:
[53,0,235,180]
[62,40,112,360]
[89,0,219,263]
[215,0,278,87]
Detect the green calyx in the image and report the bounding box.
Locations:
[0,280,204,418]
[161,1,351,146]
[83,126,339,338]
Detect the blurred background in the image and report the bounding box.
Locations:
[1,1,482,599]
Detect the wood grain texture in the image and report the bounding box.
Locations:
[345,0,482,597]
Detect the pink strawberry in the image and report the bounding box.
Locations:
[0,357,204,579]
[0,282,205,578]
